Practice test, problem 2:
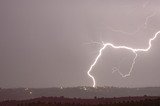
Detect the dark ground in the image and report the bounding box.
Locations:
[0,96,160,106]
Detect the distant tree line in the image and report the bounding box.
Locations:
[17,99,160,106]
[0,96,160,106]
[1,87,160,101]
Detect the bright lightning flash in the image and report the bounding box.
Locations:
[87,30,160,88]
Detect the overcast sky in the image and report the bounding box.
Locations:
[0,0,160,88]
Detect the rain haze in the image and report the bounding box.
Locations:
[0,0,160,88]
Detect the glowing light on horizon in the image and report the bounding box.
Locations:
[24,88,33,95]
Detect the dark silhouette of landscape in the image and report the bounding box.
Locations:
[0,96,160,106]
[0,86,160,103]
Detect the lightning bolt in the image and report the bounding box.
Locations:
[87,31,160,87]
[87,9,159,88]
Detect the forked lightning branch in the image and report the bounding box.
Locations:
[87,11,160,88]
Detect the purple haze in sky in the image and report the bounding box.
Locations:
[0,0,160,88]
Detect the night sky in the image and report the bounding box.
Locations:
[0,0,160,88]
